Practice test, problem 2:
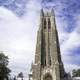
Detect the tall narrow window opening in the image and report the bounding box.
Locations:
[48,18,51,29]
[44,18,46,29]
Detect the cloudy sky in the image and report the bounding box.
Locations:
[0,0,80,77]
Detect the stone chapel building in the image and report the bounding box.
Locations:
[29,9,72,80]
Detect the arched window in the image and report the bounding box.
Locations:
[43,74,52,80]
[48,18,51,29]
[44,18,46,29]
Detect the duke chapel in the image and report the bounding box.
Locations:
[29,9,72,80]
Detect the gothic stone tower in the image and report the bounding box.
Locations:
[32,9,66,80]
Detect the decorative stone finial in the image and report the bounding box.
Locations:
[51,8,55,16]
[40,8,44,16]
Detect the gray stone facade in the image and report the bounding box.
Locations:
[31,9,70,80]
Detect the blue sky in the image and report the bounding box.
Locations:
[0,0,80,77]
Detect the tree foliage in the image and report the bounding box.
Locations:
[0,52,11,80]
[72,69,80,77]
[17,72,24,80]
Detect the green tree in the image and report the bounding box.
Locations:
[0,52,11,80]
[17,72,24,80]
[72,69,80,77]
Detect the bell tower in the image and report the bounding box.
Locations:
[32,9,66,80]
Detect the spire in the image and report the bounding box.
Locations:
[40,8,44,16]
[51,8,55,16]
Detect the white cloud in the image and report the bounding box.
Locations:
[0,0,41,76]
[60,15,80,55]
[0,7,33,76]
[58,15,80,73]
[61,31,80,54]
